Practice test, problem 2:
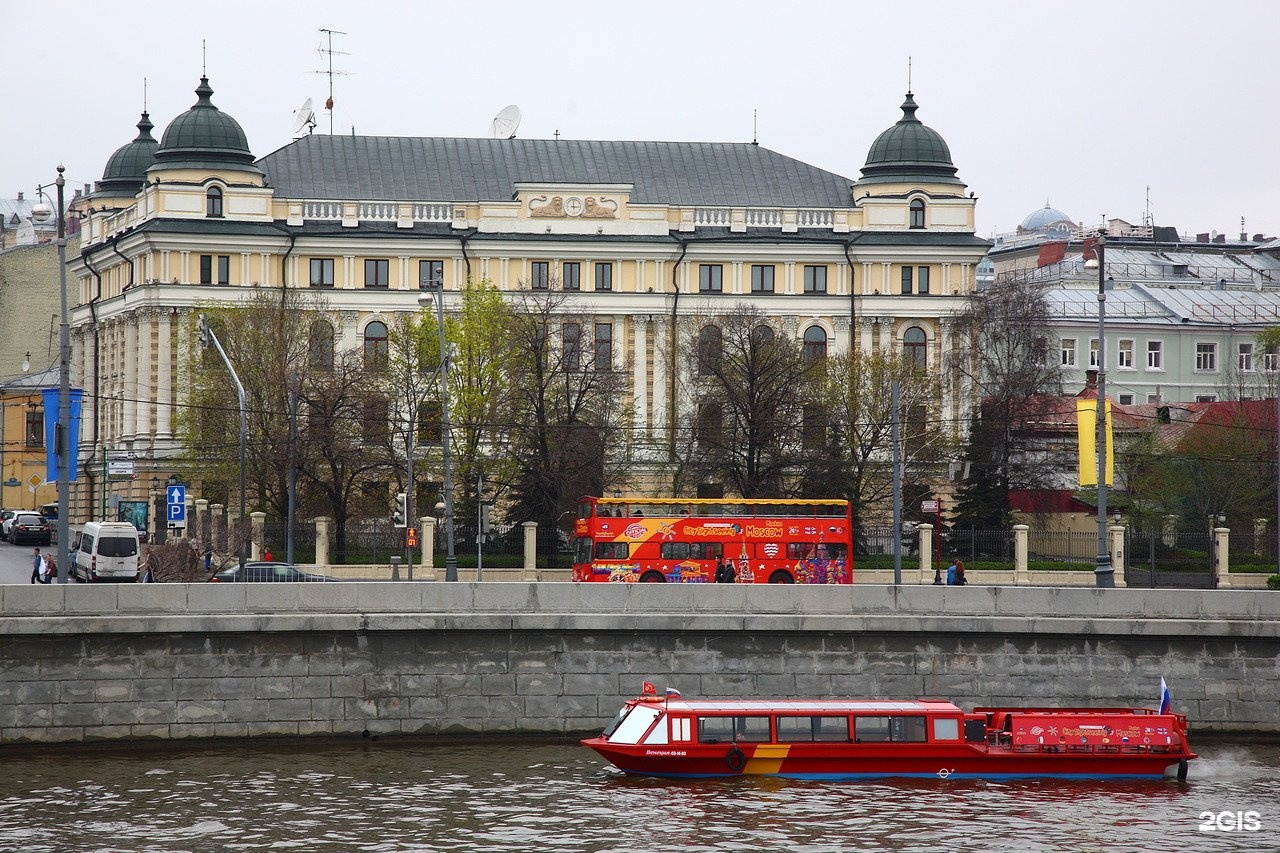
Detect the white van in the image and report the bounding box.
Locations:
[73,521,141,583]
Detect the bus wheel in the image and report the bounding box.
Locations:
[768,571,794,584]
[639,571,666,583]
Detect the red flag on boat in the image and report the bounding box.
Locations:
[642,681,657,695]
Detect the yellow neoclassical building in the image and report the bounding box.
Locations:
[66,77,988,517]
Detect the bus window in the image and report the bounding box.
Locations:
[689,542,722,559]
[820,543,849,560]
[660,542,691,560]
[787,542,816,559]
[578,500,593,519]
[575,538,594,564]
[595,541,629,559]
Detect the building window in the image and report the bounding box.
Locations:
[25,408,42,447]
[594,322,612,371]
[1119,394,1134,405]
[1147,340,1163,370]
[595,262,613,291]
[363,321,388,371]
[909,199,925,229]
[903,326,927,369]
[563,262,581,291]
[919,266,930,295]
[1060,338,1077,367]
[1239,342,1254,372]
[1118,339,1134,369]
[699,264,723,293]
[199,255,229,285]
[901,266,912,295]
[802,404,826,449]
[361,396,388,445]
[751,324,776,347]
[310,258,335,288]
[1089,338,1100,369]
[751,265,775,293]
[364,259,389,289]
[696,402,720,449]
[531,261,550,290]
[1147,393,1161,403]
[562,322,581,372]
[1195,342,1217,371]
[1265,347,1279,372]
[419,259,443,289]
[206,186,223,217]
[1195,394,1218,403]
[802,326,827,364]
[309,320,334,371]
[803,265,827,294]
[698,325,722,375]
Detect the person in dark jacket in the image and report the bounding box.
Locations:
[30,547,49,584]
[714,556,737,584]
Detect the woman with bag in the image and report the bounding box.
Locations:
[30,548,49,584]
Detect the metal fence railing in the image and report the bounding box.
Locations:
[1125,527,1214,588]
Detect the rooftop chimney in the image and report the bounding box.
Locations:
[1196,232,1210,242]
[16,192,23,201]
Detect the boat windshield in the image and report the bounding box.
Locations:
[605,704,663,744]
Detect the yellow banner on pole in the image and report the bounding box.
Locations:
[1076,399,1114,486]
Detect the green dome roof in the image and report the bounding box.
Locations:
[96,112,159,196]
[858,93,962,187]
[149,76,262,175]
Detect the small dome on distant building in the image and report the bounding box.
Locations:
[1019,203,1074,234]
[149,76,262,175]
[96,112,159,196]
[858,93,963,187]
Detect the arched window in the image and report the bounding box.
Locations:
[909,198,925,229]
[751,324,776,347]
[697,325,722,375]
[309,320,334,371]
[363,320,388,371]
[802,326,827,364]
[206,186,223,217]
[903,326,927,369]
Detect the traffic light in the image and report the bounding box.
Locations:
[392,492,407,528]
[480,502,493,534]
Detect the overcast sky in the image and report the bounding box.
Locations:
[6,1,1277,239]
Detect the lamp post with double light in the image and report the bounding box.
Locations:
[418,279,457,582]
[1083,233,1116,588]
[29,166,71,583]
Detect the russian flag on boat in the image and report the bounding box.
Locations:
[1158,678,1171,714]
[665,687,682,699]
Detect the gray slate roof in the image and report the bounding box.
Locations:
[257,136,859,208]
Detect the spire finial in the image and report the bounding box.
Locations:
[907,56,912,94]
[202,39,207,76]
[143,77,147,111]
[753,108,758,144]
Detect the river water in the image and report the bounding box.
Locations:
[0,740,1275,852]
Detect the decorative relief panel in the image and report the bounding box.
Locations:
[530,195,618,219]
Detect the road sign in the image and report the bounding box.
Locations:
[167,485,187,528]
[108,460,135,476]
[921,500,940,512]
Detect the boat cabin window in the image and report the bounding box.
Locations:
[776,715,850,742]
[932,718,960,741]
[607,704,663,744]
[854,715,928,743]
[595,541,629,559]
[698,715,770,743]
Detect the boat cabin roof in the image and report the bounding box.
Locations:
[652,699,962,715]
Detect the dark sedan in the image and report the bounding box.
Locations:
[209,561,336,582]
[10,513,51,546]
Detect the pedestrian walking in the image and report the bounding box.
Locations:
[30,547,49,584]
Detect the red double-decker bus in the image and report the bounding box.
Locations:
[571,497,853,584]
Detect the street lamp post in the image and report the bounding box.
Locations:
[1085,234,1116,588]
[418,285,457,581]
[197,314,248,569]
[30,166,71,582]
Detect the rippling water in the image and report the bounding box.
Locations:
[0,740,1276,852]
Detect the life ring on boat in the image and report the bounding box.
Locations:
[724,746,747,772]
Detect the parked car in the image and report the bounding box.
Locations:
[9,512,51,546]
[0,509,22,541]
[209,561,335,583]
[73,521,141,583]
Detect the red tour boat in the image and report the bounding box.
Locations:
[582,686,1195,781]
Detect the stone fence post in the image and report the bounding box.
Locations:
[1214,526,1231,589]
[916,523,932,585]
[314,517,330,570]
[523,521,538,581]
[195,499,209,546]
[1109,524,1127,588]
[212,504,225,554]
[418,517,437,581]
[250,511,266,560]
[1013,524,1030,585]
[1253,518,1268,555]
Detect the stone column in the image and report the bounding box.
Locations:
[122,316,137,440]
[1162,514,1177,548]
[1253,518,1268,555]
[250,511,266,560]
[916,523,932,585]
[633,318,648,436]
[418,516,437,581]
[194,499,209,547]
[156,309,173,439]
[314,517,330,570]
[1014,524,1030,585]
[134,311,151,441]
[211,504,225,554]
[183,497,194,541]
[1214,526,1231,589]
[1109,524,1127,588]
[523,521,538,581]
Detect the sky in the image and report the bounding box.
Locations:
[5,0,1278,239]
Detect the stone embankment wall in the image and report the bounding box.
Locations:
[1,583,1277,744]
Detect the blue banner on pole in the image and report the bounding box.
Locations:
[42,388,84,483]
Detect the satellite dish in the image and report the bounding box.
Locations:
[292,98,317,136]
[488,105,521,139]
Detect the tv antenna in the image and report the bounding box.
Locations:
[488,105,522,139]
[312,27,349,134]
[292,98,317,136]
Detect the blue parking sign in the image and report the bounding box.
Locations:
[167,485,187,525]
